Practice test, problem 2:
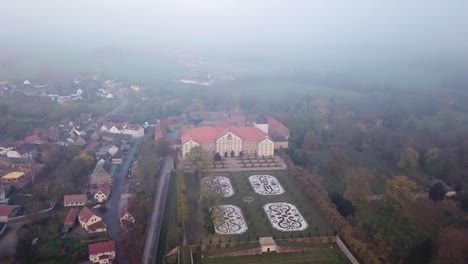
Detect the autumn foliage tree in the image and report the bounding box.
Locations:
[185,146,211,177]
[384,176,416,214]
[397,148,420,173]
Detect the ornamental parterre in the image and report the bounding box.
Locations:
[249,175,285,195]
[213,205,248,235]
[200,176,234,197]
[263,202,308,232]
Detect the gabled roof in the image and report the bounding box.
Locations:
[181,126,270,144]
[64,208,79,226]
[89,240,115,255]
[64,194,87,204]
[78,207,98,223]
[87,220,107,230]
[124,124,142,131]
[119,205,130,219]
[267,117,290,139]
[24,134,41,144]
[0,205,18,217]
[97,183,111,196]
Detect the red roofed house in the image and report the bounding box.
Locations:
[0,205,19,222]
[88,240,116,264]
[78,207,107,233]
[180,126,274,158]
[62,208,79,234]
[64,194,87,207]
[24,134,43,145]
[119,205,135,227]
[94,183,111,203]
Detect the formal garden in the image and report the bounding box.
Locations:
[183,170,334,245]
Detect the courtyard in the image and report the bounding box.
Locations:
[185,170,334,244]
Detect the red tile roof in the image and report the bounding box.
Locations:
[78,207,97,223]
[86,142,100,151]
[119,205,129,219]
[267,117,290,139]
[124,124,142,131]
[0,205,18,217]
[181,126,270,144]
[88,240,115,255]
[24,134,41,144]
[64,208,79,226]
[87,220,107,231]
[64,194,87,205]
[97,183,111,196]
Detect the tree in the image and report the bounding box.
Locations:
[329,192,355,217]
[384,176,416,214]
[428,182,445,202]
[403,239,433,264]
[230,150,235,157]
[344,167,374,207]
[301,130,317,151]
[185,146,211,177]
[198,189,220,233]
[397,147,420,172]
[224,152,228,158]
[436,227,468,264]
[214,152,221,161]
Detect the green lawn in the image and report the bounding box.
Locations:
[185,171,333,244]
[196,249,349,264]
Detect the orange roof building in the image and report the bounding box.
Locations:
[180,126,274,158]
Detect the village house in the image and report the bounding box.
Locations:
[88,240,116,264]
[89,162,112,187]
[111,150,123,165]
[78,207,107,234]
[107,145,119,156]
[119,205,135,227]
[24,134,43,145]
[0,171,31,187]
[61,208,79,234]
[0,186,10,204]
[180,126,275,158]
[94,183,111,203]
[0,205,19,222]
[100,122,144,138]
[63,194,87,207]
[0,205,19,235]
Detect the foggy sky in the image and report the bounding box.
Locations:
[2,0,467,55]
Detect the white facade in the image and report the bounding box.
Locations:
[254,123,269,134]
[216,132,243,156]
[94,191,108,203]
[89,250,115,264]
[181,131,274,158]
[100,123,144,138]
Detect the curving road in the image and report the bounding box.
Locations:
[142,154,174,264]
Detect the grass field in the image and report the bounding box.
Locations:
[195,248,349,264]
[185,170,333,244]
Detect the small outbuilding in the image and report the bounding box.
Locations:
[259,237,277,253]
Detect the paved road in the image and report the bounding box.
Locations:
[86,91,129,131]
[142,155,174,264]
[100,138,142,264]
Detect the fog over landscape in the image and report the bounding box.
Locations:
[1,0,468,87]
[0,1,468,264]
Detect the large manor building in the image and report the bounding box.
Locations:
[156,110,290,159]
[181,126,274,158]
